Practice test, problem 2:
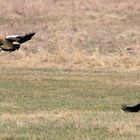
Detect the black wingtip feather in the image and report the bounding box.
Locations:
[121,103,140,113]
[121,104,130,112]
[19,32,35,43]
[26,32,35,36]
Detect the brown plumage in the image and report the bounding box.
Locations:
[0,32,35,52]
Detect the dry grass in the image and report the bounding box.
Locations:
[1,110,140,135]
[0,0,140,69]
[0,2,139,139]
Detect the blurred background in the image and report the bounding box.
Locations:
[0,0,140,69]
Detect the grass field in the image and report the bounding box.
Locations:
[0,0,140,69]
[0,0,139,139]
[0,68,139,140]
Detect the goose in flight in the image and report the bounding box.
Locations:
[121,103,140,112]
[0,32,35,52]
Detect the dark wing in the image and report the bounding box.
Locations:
[18,32,35,43]
[121,103,140,112]
[6,32,35,44]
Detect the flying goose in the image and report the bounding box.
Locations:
[122,103,140,112]
[0,32,35,52]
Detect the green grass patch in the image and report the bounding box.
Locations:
[0,68,139,139]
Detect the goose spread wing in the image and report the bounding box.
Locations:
[122,103,140,112]
[6,32,35,43]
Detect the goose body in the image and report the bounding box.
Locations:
[0,32,35,52]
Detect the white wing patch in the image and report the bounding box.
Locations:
[6,35,22,39]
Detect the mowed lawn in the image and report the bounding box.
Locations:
[0,68,139,140]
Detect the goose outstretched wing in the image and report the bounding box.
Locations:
[122,103,140,112]
[6,32,35,44]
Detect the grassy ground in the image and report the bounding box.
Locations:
[0,0,140,69]
[0,68,139,140]
[0,1,139,139]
